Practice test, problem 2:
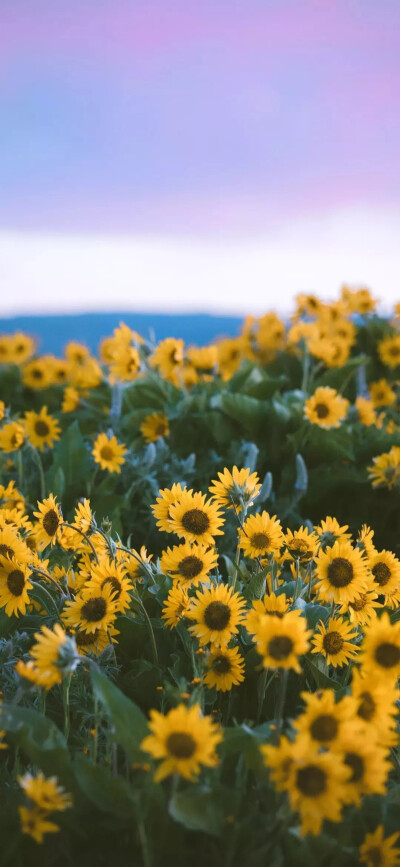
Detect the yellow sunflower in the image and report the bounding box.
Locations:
[334,731,391,806]
[61,386,80,413]
[339,589,382,626]
[73,498,93,534]
[23,407,61,452]
[0,421,25,452]
[351,667,399,746]
[370,378,396,407]
[314,540,370,604]
[29,624,79,690]
[33,494,63,547]
[0,556,33,616]
[238,511,284,558]
[0,508,31,533]
[312,616,359,667]
[359,825,400,867]
[160,541,218,587]
[261,735,297,789]
[109,345,141,382]
[140,413,170,443]
[169,490,225,545]
[359,612,400,682]
[253,611,311,672]
[22,359,52,390]
[73,625,119,656]
[368,549,400,596]
[87,557,133,613]
[150,338,185,383]
[7,332,36,364]
[92,432,127,473]
[284,526,319,563]
[162,585,191,628]
[204,646,245,692]
[188,583,246,648]
[293,690,360,750]
[313,516,351,547]
[304,386,349,429]
[355,396,379,427]
[151,483,189,533]
[379,334,400,368]
[245,591,292,636]
[141,703,222,782]
[209,465,261,510]
[187,345,218,378]
[0,525,31,564]
[284,750,349,836]
[368,446,400,489]
[19,806,60,844]
[62,583,118,634]
[18,772,73,812]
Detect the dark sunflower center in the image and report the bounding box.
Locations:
[0,544,15,559]
[344,751,364,783]
[310,713,338,742]
[32,369,43,379]
[296,765,326,797]
[267,635,293,660]
[250,532,271,549]
[178,555,204,579]
[357,691,375,721]
[204,601,231,631]
[375,642,400,669]
[288,540,313,561]
[267,610,284,618]
[75,629,99,647]
[181,508,210,535]
[372,562,392,587]
[327,557,353,587]
[7,569,25,596]
[365,846,383,867]
[81,597,107,622]
[166,732,196,759]
[43,509,60,536]
[349,594,368,612]
[101,576,122,597]
[155,423,167,435]
[212,654,231,674]
[100,445,114,461]
[34,420,50,436]
[323,631,343,654]
[315,402,329,419]
[390,346,400,357]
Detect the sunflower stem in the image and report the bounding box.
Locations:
[134,596,159,666]
[293,558,302,601]
[61,522,100,563]
[137,818,152,867]
[38,688,47,715]
[62,672,72,741]
[32,447,46,499]
[231,543,241,594]
[17,449,24,491]
[274,669,289,743]
[30,579,62,622]
[93,693,99,764]
[256,668,268,723]
[115,544,155,584]
[301,349,310,393]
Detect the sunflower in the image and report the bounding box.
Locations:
[368,549,400,596]
[351,667,399,746]
[151,483,189,533]
[92,433,127,473]
[19,806,60,844]
[370,378,397,408]
[109,345,141,382]
[0,556,33,616]
[339,589,382,626]
[140,413,170,443]
[141,703,222,782]
[150,338,185,383]
[284,526,319,563]
[49,358,71,385]
[359,825,400,867]
[359,612,400,682]
[304,386,349,429]
[313,540,369,604]
[253,611,311,672]
[209,465,261,510]
[73,625,119,656]
[245,591,292,636]
[261,735,297,788]
[187,345,218,378]
[0,525,31,564]
[238,511,284,559]
[18,772,73,812]
[0,421,25,452]
[355,396,380,427]
[217,336,247,380]
[7,332,36,364]
[160,542,217,587]
[15,659,48,687]
[379,334,400,368]
[188,583,246,648]
[23,407,61,452]
[73,498,93,534]
[357,524,377,557]
[22,359,51,390]
[334,731,391,806]
[313,516,351,548]
[87,557,133,613]
[204,645,245,692]
[284,750,349,836]
[162,585,191,628]
[29,624,79,689]
[62,584,118,634]
[368,446,400,489]
[312,617,359,667]
[122,546,153,582]
[169,490,224,545]
[0,507,31,532]
[33,494,63,547]
[293,690,360,750]
[61,386,80,413]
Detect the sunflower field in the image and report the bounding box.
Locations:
[2,285,400,867]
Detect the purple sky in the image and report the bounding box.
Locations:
[1,0,400,234]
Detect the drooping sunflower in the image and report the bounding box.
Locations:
[73,625,119,656]
[314,540,370,604]
[313,516,351,548]
[204,645,245,692]
[334,731,391,806]
[62,584,118,634]
[61,386,80,413]
[284,526,319,563]
[0,525,31,564]
[312,616,359,667]
[0,556,33,616]
[169,490,225,545]
[162,585,191,628]
[351,667,399,746]
[87,557,133,613]
[188,583,246,648]
[378,334,400,368]
[18,772,73,812]
[160,542,218,587]
[369,378,396,407]
[141,703,222,782]
[151,483,189,533]
[187,345,218,379]
[0,507,31,533]
[238,511,284,558]
[140,413,170,443]
[245,591,292,636]
[368,549,400,596]
[23,407,61,452]
[304,386,349,429]
[359,825,400,867]
[359,612,400,682]
[356,524,377,557]
[355,396,380,427]
[109,345,141,382]
[368,446,400,489]
[33,494,63,547]
[293,690,360,750]
[29,624,79,690]
[73,498,93,534]
[0,421,25,452]
[18,806,60,844]
[209,466,261,510]
[339,589,382,627]
[284,750,349,836]
[253,611,311,672]
[92,432,127,474]
[150,338,185,384]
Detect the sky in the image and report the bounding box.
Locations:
[1,0,400,316]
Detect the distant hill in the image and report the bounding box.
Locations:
[0,312,244,354]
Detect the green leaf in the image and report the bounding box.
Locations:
[74,756,136,816]
[90,665,148,761]
[169,786,235,836]
[304,658,347,697]
[0,704,75,789]
[211,393,266,435]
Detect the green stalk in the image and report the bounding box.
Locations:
[17,449,24,491]
[62,522,99,563]
[62,673,72,740]
[133,597,159,666]
[274,669,289,743]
